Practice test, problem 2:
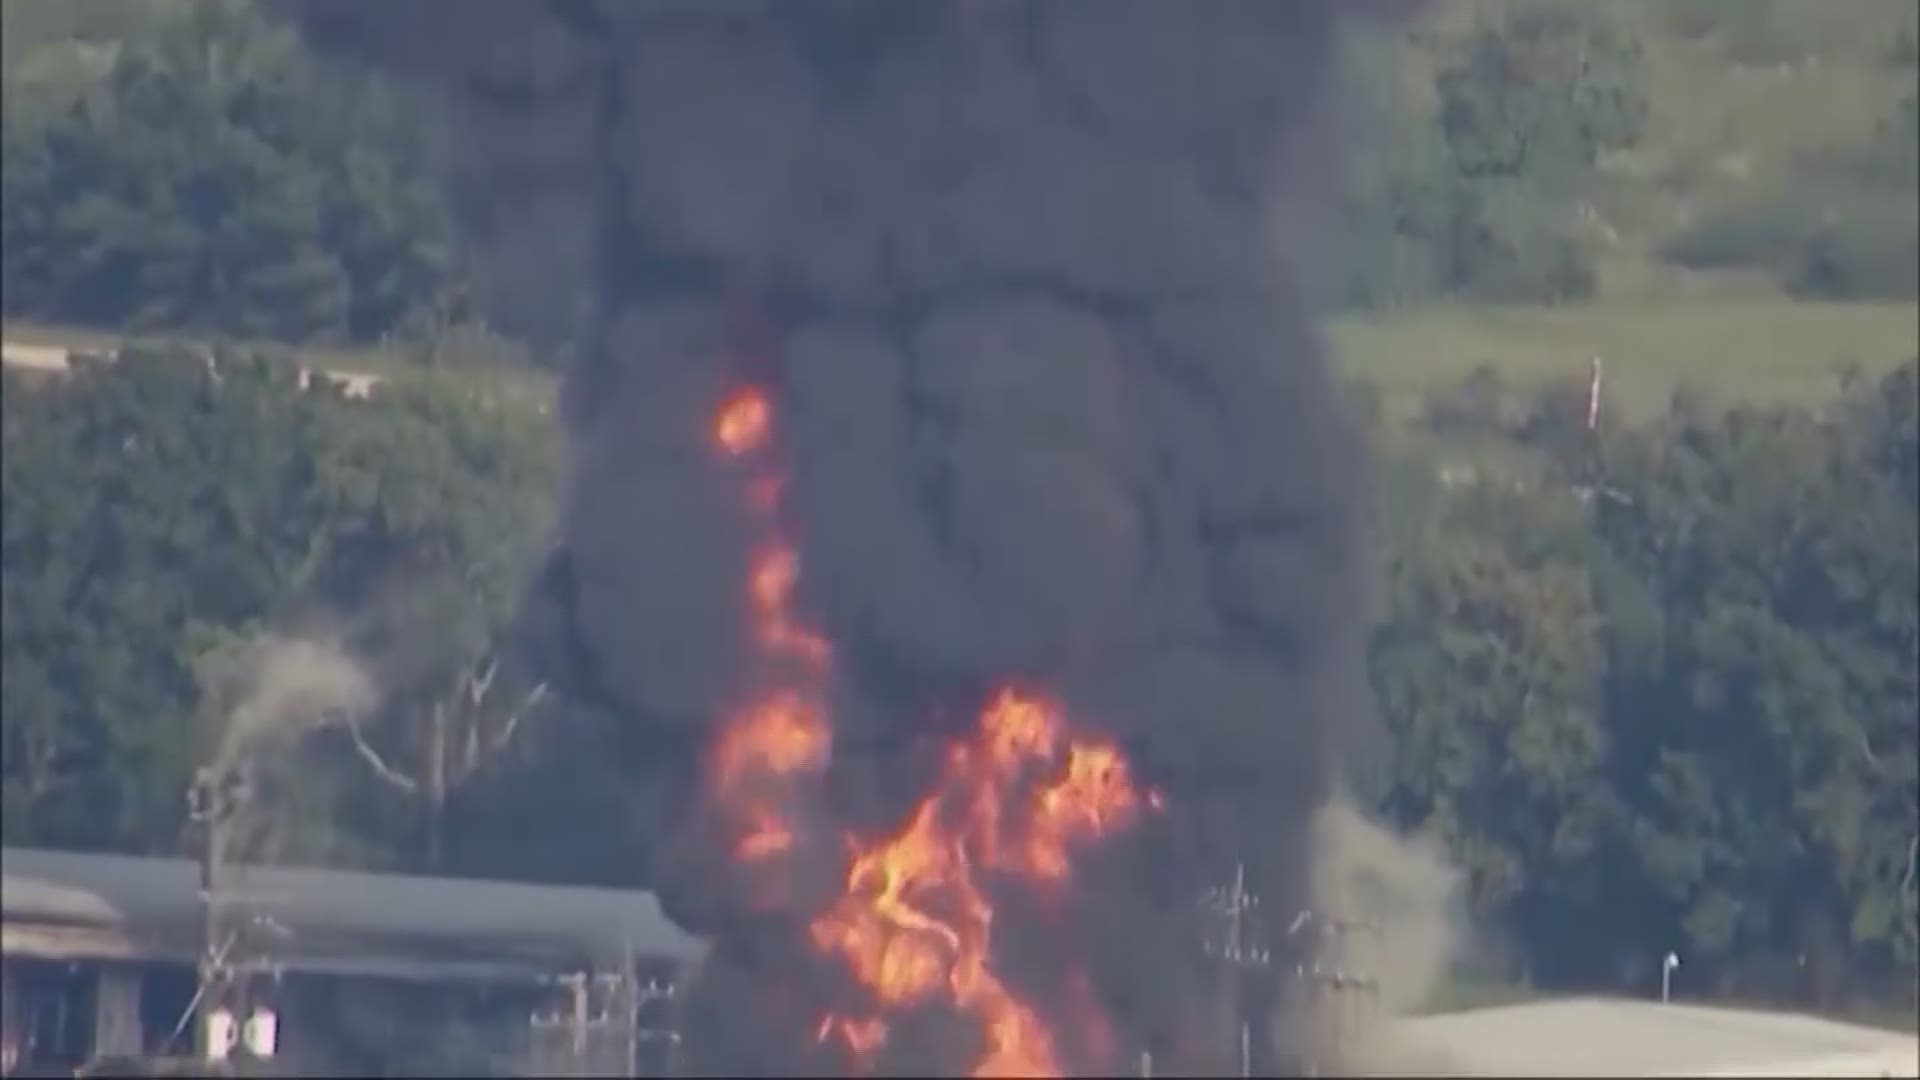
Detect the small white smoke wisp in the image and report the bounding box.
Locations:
[1296,794,1470,1075]
[207,634,377,772]
[196,632,379,863]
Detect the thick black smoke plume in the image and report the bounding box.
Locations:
[294,2,1389,1073]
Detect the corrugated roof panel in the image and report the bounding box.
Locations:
[1,847,705,972]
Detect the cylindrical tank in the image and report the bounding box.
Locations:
[205,1008,237,1062]
[243,1008,279,1059]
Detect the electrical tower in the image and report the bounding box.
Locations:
[1198,863,1275,1078]
[186,765,285,1068]
[188,766,241,1063]
[1283,908,1382,1075]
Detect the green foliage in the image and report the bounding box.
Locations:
[0,345,555,861]
[1368,359,1920,1007]
[1326,4,1647,307]
[1324,1,1916,310]
[1660,87,1919,301]
[1423,4,1646,303]
[1436,6,1649,185]
[1441,180,1599,304]
[2,345,333,848]
[0,0,1913,1025]
[1597,379,1917,997]
[1785,206,1920,300]
[1,0,452,344]
[1373,477,1609,914]
[1665,194,1919,302]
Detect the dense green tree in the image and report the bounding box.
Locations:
[1,0,450,343]
[0,347,556,863]
[1364,362,1919,1007]
[1323,4,1645,307]
[312,373,557,868]
[1436,5,1649,186]
[1371,442,1615,960]
[1581,372,1916,1001]
[2,347,335,848]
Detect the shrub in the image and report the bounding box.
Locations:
[1661,195,1815,271]
[1786,203,1920,299]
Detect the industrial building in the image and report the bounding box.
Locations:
[1380,997,1920,1078]
[1,847,703,1077]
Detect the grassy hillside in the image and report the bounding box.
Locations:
[1388,0,1918,303]
[1330,299,1919,419]
[4,1,1913,420]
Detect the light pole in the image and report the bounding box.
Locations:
[1661,951,1680,1004]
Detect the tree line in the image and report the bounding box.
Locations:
[4,346,1913,1015]
[3,1,455,348]
[1367,360,1917,1011]
[1,0,1913,1020]
[1,348,555,867]
[8,2,1913,351]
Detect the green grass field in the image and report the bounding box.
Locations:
[1418,972,1918,1033]
[12,297,1917,422]
[1327,299,1919,419]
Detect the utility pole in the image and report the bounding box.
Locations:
[1200,863,1272,1078]
[1586,354,1604,432]
[188,765,251,1067]
[189,767,223,1064]
[631,972,682,1078]
[1284,909,1382,1075]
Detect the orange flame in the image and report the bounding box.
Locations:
[713,694,830,788]
[715,388,772,456]
[711,695,829,864]
[749,547,833,664]
[707,386,832,882]
[809,691,1152,1076]
[705,382,1160,1077]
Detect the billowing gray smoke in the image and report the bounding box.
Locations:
[295,2,1387,1074]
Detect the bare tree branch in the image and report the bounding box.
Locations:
[487,681,548,760]
[344,648,546,798]
[455,651,502,774]
[468,654,500,709]
[17,722,78,805]
[1856,729,1885,777]
[345,711,417,793]
[1902,834,1917,900]
[457,678,549,780]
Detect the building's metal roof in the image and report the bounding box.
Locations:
[1,846,705,980]
[1380,997,1919,1078]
